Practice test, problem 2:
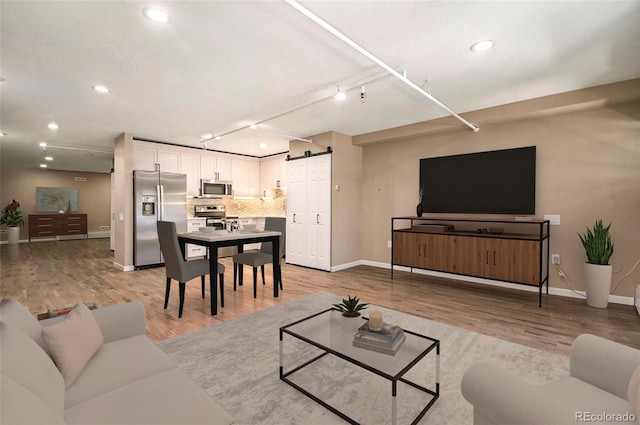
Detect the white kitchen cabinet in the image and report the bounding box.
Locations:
[132,141,180,173]
[186,218,207,259]
[180,152,200,197]
[200,153,232,182]
[132,143,157,171]
[259,156,287,197]
[286,154,331,271]
[157,148,180,173]
[232,158,259,197]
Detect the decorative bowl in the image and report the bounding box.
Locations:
[199,226,217,234]
[242,224,257,232]
[489,227,504,235]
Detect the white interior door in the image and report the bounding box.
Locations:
[286,159,307,266]
[306,155,331,271]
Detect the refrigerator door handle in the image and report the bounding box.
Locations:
[157,185,163,220]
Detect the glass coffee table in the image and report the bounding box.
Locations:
[279,308,440,424]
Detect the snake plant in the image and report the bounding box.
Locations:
[578,220,614,265]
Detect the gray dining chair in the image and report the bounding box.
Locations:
[157,221,225,318]
[233,217,285,298]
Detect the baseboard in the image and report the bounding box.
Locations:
[1,233,109,244]
[356,260,634,306]
[331,260,363,272]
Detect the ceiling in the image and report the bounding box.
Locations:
[2,1,639,174]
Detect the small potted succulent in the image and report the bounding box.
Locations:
[333,295,369,317]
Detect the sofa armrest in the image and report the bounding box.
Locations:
[570,334,640,400]
[461,363,578,425]
[40,301,147,343]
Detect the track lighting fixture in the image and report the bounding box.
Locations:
[360,86,366,103]
[334,86,346,101]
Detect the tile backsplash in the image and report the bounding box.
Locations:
[187,189,286,218]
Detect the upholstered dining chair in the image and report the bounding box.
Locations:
[157,221,225,318]
[233,217,286,298]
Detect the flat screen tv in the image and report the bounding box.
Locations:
[419,146,536,215]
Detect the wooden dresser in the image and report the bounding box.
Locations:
[29,214,88,241]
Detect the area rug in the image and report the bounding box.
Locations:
[158,292,569,424]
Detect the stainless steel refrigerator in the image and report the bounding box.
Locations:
[133,170,187,269]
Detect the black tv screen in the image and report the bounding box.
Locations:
[419,146,536,215]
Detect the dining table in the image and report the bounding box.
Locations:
[176,229,282,315]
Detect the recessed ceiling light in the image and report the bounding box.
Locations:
[470,40,496,52]
[92,85,110,93]
[259,143,267,149]
[142,7,171,23]
[0,132,6,137]
[40,163,48,168]
[48,122,58,130]
[39,142,47,148]
[250,124,258,130]
[45,156,53,161]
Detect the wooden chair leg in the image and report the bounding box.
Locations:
[178,282,186,318]
[261,265,266,285]
[201,275,205,298]
[219,273,224,308]
[164,277,172,309]
[252,267,258,298]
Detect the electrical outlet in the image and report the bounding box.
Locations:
[552,254,560,264]
[99,225,110,230]
[387,240,392,248]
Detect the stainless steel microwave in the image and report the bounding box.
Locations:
[200,179,232,197]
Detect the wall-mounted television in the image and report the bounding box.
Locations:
[419,146,536,215]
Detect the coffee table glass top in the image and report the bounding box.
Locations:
[281,308,438,378]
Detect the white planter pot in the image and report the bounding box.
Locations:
[584,263,612,308]
[7,226,20,244]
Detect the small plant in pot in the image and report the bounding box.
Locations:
[0,199,24,245]
[333,295,369,317]
[578,219,614,308]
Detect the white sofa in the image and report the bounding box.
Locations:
[461,333,640,425]
[0,298,234,425]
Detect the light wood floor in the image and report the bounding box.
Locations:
[1,238,639,356]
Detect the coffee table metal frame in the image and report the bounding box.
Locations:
[279,308,440,425]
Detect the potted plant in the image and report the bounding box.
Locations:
[0,199,25,244]
[333,295,369,317]
[578,219,614,308]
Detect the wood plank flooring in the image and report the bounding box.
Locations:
[1,238,638,356]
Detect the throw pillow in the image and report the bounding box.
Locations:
[41,302,104,388]
[629,365,640,424]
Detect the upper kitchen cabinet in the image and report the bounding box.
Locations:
[232,158,259,198]
[132,141,180,173]
[200,153,232,181]
[180,152,200,197]
[259,154,287,197]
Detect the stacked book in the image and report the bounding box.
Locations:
[47,301,96,317]
[353,321,405,355]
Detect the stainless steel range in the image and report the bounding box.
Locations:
[194,205,226,230]
[193,204,237,257]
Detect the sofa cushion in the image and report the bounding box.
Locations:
[0,298,50,355]
[545,376,633,422]
[0,321,65,420]
[42,303,105,388]
[65,335,176,408]
[64,368,234,425]
[1,375,66,425]
[629,365,640,420]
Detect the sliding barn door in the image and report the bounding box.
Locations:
[285,154,331,271]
